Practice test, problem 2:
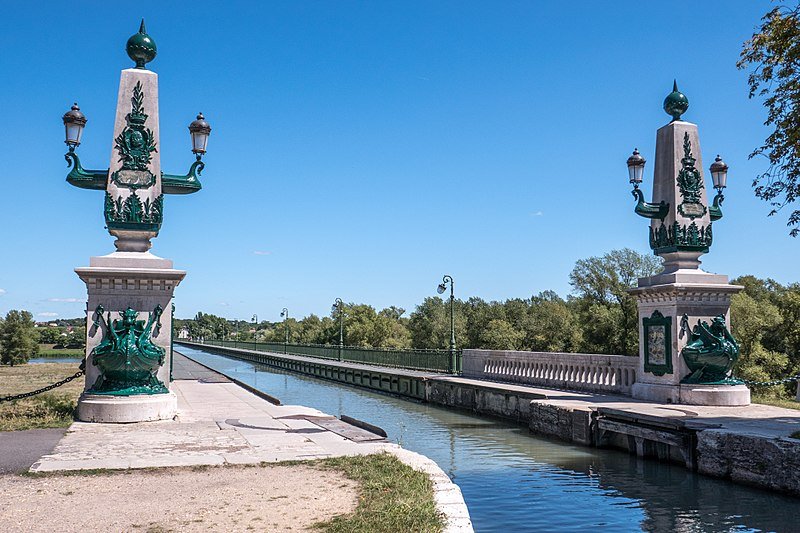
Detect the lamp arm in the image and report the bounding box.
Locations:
[65,151,108,190]
[162,159,204,195]
[709,191,724,221]
[632,187,669,220]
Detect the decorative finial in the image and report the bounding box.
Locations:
[663,80,689,122]
[126,19,157,69]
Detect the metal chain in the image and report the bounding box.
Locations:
[736,374,800,387]
[0,360,85,403]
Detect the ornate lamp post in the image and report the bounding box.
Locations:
[332,298,344,361]
[280,308,290,346]
[437,275,457,373]
[626,82,746,406]
[251,314,258,349]
[67,21,212,423]
[63,20,211,253]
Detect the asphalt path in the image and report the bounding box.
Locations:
[0,428,67,474]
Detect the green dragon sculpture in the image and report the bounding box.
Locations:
[88,304,169,395]
[680,315,742,385]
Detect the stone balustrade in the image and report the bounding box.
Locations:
[463,349,639,396]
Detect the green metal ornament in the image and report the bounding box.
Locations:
[88,305,169,395]
[649,220,712,254]
[663,80,689,121]
[680,315,742,385]
[126,19,157,69]
[676,132,707,219]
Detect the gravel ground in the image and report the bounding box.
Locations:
[0,464,357,532]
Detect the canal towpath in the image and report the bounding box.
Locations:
[26,353,473,532]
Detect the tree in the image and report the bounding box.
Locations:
[478,319,523,350]
[0,310,39,366]
[739,5,800,235]
[523,291,582,352]
[569,248,662,355]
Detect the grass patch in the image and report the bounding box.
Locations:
[0,362,83,431]
[752,395,800,411]
[36,346,84,358]
[314,453,444,533]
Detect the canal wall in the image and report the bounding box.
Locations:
[177,341,800,497]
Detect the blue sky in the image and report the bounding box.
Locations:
[0,1,790,322]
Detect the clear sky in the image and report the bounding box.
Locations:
[0,1,791,322]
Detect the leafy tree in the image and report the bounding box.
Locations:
[478,319,523,350]
[524,291,581,352]
[739,5,800,235]
[37,327,63,345]
[569,248,661,355]
[0,310,39,366]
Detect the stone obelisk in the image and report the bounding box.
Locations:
[73,22,184,422]
[627,83,748,406]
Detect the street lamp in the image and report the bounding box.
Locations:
[626,147,668,220]
[280,308,290,345]
[189,113,211,159]
[710,155,729,205]
[62,103,87,151]
[332,298,344,361]
[252,314,258,349]
[437,275,457,373]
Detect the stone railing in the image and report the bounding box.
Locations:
[463,349,639,396]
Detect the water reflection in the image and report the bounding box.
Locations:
[178,347,799,532]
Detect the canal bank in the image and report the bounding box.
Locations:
[178,341,800,499]
[30,353,472,532]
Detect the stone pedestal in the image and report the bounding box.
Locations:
[629,271,747,406]
[75,251,185,423]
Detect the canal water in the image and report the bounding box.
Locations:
[178,346,799,532]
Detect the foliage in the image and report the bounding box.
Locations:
[731,275,800,400]
[739,5,800,235]
[315,453,443,533]
[0,310,39,366]
[569,248,662,355]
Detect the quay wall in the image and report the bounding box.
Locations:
[177,341,800,497]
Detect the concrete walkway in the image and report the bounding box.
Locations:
[30,356,472,531]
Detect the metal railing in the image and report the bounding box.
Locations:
[191,339,460,373]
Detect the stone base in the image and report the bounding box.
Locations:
[77,392,177,423]
[679,384,750,406]
[633,382,750,406]
[632,382,681,403]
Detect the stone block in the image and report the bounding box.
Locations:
[76,392,177,423]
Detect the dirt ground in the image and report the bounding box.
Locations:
[0,464,358,532]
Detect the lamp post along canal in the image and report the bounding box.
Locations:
[252,314,258,349]
[437,275,457,373]
[333,299,344,361]
[280,308,289,352]
[626,82,746,406]
[65,21,212,423]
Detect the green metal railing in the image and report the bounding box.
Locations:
[192,339,461,373]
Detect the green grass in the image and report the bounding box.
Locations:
[314,453,444,533]
[0,362,83,431]
[752,395,800,411]
[35,344,84,358]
